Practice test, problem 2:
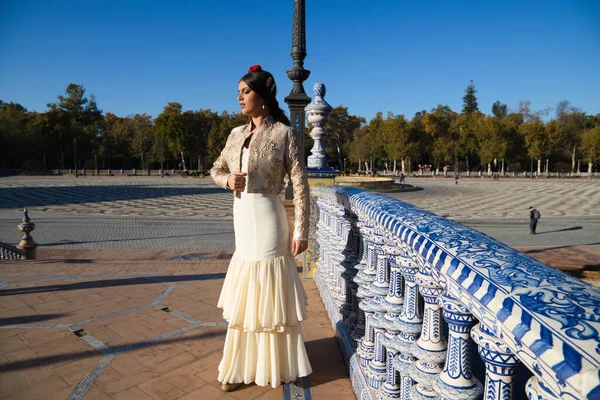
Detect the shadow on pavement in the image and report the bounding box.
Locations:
[537,226,582,234]
[40,231,234,247]
[0,274,227,296]
[304,336,351,388]
[0,328,226,373]
[0,185,228,209]
[0,313,71,326]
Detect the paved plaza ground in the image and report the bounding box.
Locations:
[0,175,599,399]
[1,176,599,250]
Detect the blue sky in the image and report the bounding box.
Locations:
[1,0,599,122]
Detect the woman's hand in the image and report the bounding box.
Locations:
[227,172,247,191]
[292,240,308,257]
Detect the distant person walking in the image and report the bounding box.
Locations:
[529,206,541,234]
[455,174,459,184]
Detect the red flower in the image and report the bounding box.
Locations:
[248,64,262,73]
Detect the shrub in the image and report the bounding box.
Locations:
[554,162,571,173]
[83,159,96,170]
[22,159,45,170]
[509,162,522,173]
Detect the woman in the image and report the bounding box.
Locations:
[210,65,312,391]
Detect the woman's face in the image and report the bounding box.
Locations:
[238,81,262,117]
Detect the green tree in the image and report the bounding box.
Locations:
[321,106,365,169]
[556,100,587,173]
[0,102,31,169]
[100,113,132,169]
[491,101,508,118]
[474,114,509,174]
[154,102,186,169]
[408,111,429,170]
[520,119,561,175]
[502,113,526,171]
[151,135,169,172]
[451,112,480,172]
[422,105,458,172]
[47,84,103,170]
[364,113,386,172]
[462,80,479,115]
[347,125,373,171]
[130,114,154,171]
[580,126,600,174]
[380,113,417,173]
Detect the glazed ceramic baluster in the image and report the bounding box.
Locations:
[342,211,358,262]
[356,219,378,366]
[393,352,418,400]
[357,308,376,368]
[323,203,334,286]
[409,270,447,400]
[393,250,422,334]
[350,221,369,341]
[383,236,404,319]
[315,198,327,283]
[367,319,388,389]
[378,236,405,399]
[471,323,521,400]
[434,292,483,399]
[343,219,359,333]
[391,250,422,399]
[356,217,377,285]
[336,209,350,302]
[317,199,330,278]
[340,217,356,323]
[330,207,345,306]
[363,229,390,389]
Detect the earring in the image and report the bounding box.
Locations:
[261,104,265,110]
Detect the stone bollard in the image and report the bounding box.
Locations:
[17,209,37,260]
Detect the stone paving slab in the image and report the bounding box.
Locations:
[0,253,354,400]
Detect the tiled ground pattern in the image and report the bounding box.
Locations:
[0,257,353,400]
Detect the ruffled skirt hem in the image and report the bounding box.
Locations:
[217,324,312,388]
[217,253,308,332]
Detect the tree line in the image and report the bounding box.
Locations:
[325,82,600,175]
[0,84,247,172]
[1,82,599,174]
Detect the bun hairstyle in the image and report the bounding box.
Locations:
[241,65,290,126]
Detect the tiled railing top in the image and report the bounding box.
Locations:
[314,186,600,400]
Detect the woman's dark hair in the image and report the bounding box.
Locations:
[241,67,290,126]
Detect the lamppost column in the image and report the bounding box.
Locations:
[285,0,311,157]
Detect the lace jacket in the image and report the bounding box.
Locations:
[210,116,310,241]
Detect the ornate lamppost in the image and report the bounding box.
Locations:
[285,0,311,156]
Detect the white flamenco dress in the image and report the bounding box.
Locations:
[217,147,312,388]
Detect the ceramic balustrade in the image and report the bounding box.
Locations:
[350,220,370,342]
[312,187,600,400]
[410,269,448,399]
[340,218,360,331]
[470,323,521,400]
[434,292,483,399]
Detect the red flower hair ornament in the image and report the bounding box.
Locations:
[248,64,262,73]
